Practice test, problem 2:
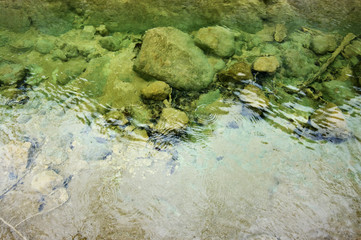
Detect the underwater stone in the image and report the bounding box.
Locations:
[310,102,350,140]
[194,26,235,57]
[96,25,109,36]
[10,39,34,52]
[239,84,269,110]
[274,23,287,42]
[105,109,129,126]
[134,27,214,91]
[35,39,55,54]
[314,80,356,106]
[99,36,121,51]
[207,57,226,72]
[81,25,96,40]
[311,34,337,55]
[155,107,189,132]
[0,63,26,86]
[31,170,63,195]
[219,61,253,81]
[353,61,361,85]
[52,49,67,61]
[52,59,87,85]
[253,56,279,73]
[64,44,79,58]
[141,81,172,101]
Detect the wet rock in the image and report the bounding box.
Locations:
[52,59,87,85]
[141,81,171,101]
[81,25,96,40]
[35,38,54,54]
[219,61,253,81]
[253,56,279,73]
[0,141,31,191]
[99,36,121,51]
[282,48,317,78]
[10,39,34,52]
[0,63,26,86]
[96,25,108,36]
[134,27,214,91]
[239,84,269,110]
[63,44,79,58]
[311,34,337,55]
[128,128,149,142]
[155,108,189,132]
[31,170,63,195]
[274,23,287,42]
[207,57,226,72]
[194,26,235,57]
[104,109,129,126]
[52,49,67,61]
[313,80,355,106]
[194,90,229,122]
[310,102,350,140]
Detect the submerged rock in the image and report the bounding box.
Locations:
[0,63,26,86]
[134,27,214,91]
[239,84,269,110]
[343,39,361,59]
[253,56,279,73]
[194,26,235,57]
[105,109,129,126]
[31,170,63,195]
[155,108,189,132]
[52,59,87,85]
[219,61,253,81]
[99,36,121,51]
[310,102,350,140]
[274,23,287,42]
[35,38,55,54]
[141,81,171,101]
[311,34,337,55]
[313,80,356,106]
[96,25,108,36]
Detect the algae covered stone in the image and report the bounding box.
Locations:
[134,27,214,91]
[310,102,350,140]
[253,56,279,73]
[155,107,189,132]
[141,81,171,101]
[311,34,337,55]
[0,63,26,86]
[35,38,55,54]
[239,84,269,110]
[274,23,287,43]
[219,61,253,81]
[194,26,235,57]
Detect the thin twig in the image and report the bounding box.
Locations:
[0,216,27,240]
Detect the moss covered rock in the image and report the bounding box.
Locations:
[0,63,26,86]
[253,56,279,73]
[311,34,337,55]
[194,26,235,57]
[141,81,171,101]
[134,27,214,91]
[274,23,287,43]
[219,61,253,81]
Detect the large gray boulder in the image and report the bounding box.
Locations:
[134,27,214,91]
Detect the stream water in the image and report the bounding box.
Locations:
[1,4,361,240]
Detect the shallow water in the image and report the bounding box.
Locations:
[1,5,361,240]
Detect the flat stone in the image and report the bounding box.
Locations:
[31,170,63,195]
[141,81,171,101]
[253,56,279,73]
[194,26,235,57]
[134,27,214,91]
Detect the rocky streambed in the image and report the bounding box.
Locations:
[1,18,361,239]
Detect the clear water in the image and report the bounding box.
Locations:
[1,7,361,240]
